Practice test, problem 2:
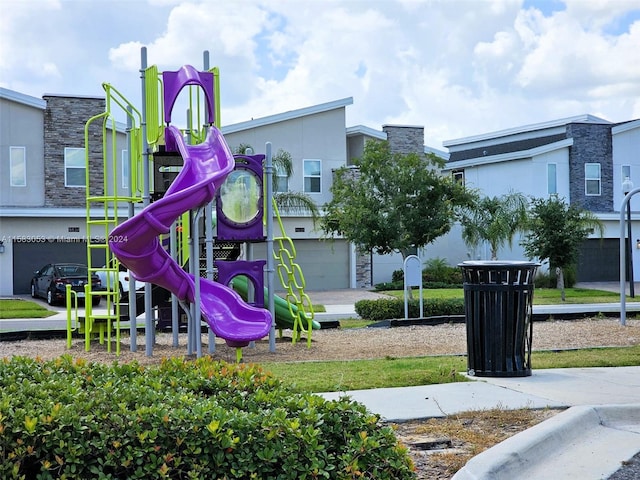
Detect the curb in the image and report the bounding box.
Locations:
[452,404,640,480]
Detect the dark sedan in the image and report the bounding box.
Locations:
[31,263,102,306]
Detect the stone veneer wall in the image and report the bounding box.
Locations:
[43,95,105,207]
[567,123,613,212]
[382,125,425,155]
[355,248,371,289]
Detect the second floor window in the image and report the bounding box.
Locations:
[585,163,601,196]
[274,164,288,193]
[584,163,602,195]
[65,147,86,187]
[547,163,557,195]
[10,146,26,187]
[303,159,321,193]
[452,170,464,186]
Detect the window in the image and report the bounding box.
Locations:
[64,147,86,187]
[121,150,129,189]
[547,163,557,195]
[585,163,601,196]
[10,146,26,187]
[303,159,321,193]
[274,164,288,193]
[452,170,464,186]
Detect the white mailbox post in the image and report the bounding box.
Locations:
[403,255,424,319]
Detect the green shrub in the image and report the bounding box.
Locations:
[373,281,403,291]
[387,258,462,288]
[355,298,464,321]
[0,356,416,479]
[391,269,404,283]
[422,258,463,285]
[535,265,576,289]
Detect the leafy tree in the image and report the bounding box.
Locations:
[521,196,604,301]
[459,191,529,260]
[234,144,320,221]
[322,140,475,259]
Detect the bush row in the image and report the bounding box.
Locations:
[355,298,465,321]
[0,356,416,479]
[373,281,463,291]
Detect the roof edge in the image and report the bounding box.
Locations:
[443,114,612,148]
[346,124,387,140]
[222,97,353,134]
[442,138,573,170]
[0,87,46,109]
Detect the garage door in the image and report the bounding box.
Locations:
[12,240,106,295]
[253,239,350,290]
[576,238,619,282]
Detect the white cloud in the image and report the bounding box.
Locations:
[3,0,640,147]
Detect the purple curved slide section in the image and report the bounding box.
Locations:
[109,125,272,346]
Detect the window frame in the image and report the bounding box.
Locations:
[452,169,464,186]
[547,163,557,195]
[64,147,86,187]
[274,164,289,193]
[10,146,26,187]
[303,159,322,194]
[584,163,601,196]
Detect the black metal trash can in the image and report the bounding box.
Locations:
[458,261,539,377]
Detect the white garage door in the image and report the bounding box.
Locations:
[253,239,350,290]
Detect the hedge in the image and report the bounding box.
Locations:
[0,356,416,479]
[355,298,465,322]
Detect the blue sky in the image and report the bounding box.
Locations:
[2,0,640,147]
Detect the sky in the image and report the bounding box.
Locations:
[2,0,640,149]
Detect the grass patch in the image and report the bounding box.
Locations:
[260,345,640,393]
[0,299,56,319]
[383,287,629,305]
[532,345,640,368]
[262,355,468,392]
[533,288,626,304]
[338,317,376,329]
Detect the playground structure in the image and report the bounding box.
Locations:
[70,48,318,357]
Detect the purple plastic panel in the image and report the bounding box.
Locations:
[216,260,266,308]
[162,65,215,125]
[216,154,265,242]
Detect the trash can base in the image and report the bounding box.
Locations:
[468,368,531,378]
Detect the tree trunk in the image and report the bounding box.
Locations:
[556,267,566,302]
[490,242,498,260]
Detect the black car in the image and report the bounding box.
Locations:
[31,263,102,306]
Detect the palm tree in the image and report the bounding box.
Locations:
[460,191,529,260]
[234,145,320,222]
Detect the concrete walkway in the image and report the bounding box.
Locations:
[320,367,640,480]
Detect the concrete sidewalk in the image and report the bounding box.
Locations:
[321,367,640,480]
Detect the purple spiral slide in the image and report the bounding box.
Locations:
[109,125,272,347]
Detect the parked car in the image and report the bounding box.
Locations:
[94,260,143,300]
[31,263,102,306]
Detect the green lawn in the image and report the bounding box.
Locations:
[262,345,640,393]
[384,287,628,304]
[0,299,56,319]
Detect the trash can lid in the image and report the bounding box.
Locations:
[458,260,541,268]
